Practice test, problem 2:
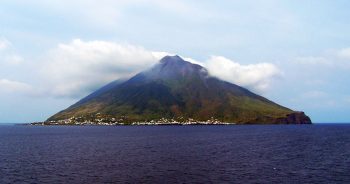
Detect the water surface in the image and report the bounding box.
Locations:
[0,124,349,183]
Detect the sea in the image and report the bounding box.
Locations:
[0,124,349,184]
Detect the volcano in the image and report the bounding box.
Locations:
[47,55,311,125]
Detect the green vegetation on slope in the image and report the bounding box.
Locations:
[48,55,310,124]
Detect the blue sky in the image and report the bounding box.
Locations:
[0,0,350,123]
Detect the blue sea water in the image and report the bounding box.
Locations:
[0,124,349,183]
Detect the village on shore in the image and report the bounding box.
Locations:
[30,113,233,126]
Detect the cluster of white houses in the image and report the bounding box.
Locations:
[31,114,232,126]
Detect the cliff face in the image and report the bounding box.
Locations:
[246,112,312,124]
[48,55,312,124]
[277,112,312,124]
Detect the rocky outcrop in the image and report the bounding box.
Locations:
[274,112,312,124]
[246,111,312,124]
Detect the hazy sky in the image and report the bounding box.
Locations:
[1,0,350,123]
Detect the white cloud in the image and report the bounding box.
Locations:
[291,48,350,72]
[203,56,281,92]
[0,37,286,98]
[0,79,33,94]
[336,48,350,60]
[37,39,282,97]
[0,37,23,66]
[40,39,168,97]
[0,38,11,50]
[4,55,23,65]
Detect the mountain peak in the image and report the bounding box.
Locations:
[147,55,206,80]
[47,54,312,125]
[160,55,184,64]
